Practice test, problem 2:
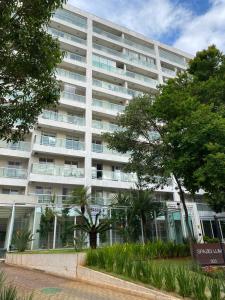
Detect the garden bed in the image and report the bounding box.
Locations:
[86,242,225,300]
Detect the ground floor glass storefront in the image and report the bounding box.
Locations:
[0,203,224,251]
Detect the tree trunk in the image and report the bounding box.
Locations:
[141,212,147,244]
[89,231,97,249]
[174,175,194,258]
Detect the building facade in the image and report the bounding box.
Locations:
[0,4,223,251]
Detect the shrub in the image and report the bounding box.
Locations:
[164,265,177,292]
[151,264,164,289]
[209,280,221,300]
[176,267,193,298]
[12,230,33,252]
[192,275,207,300]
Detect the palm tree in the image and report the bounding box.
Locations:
[113,188,163,243]
[74,208,111,249]
[70,187,90,214]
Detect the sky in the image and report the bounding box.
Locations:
[68,0,225,55]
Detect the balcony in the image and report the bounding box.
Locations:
[93,79,142,98]
[53,9,87,29]
[161,67,176,77]
[159,48,186,66]
[92,143,129,157]
[92,60,157,87]
[56,68,86,83]
[92,98,124,114]
[65,51,86,64]
[92,169,137,182]
[0,140,30,152]
[93,27,155,55]
[41,110,85,126]
[30,163,85,185]
[0,167,27,179]
[34,135,85,155]
[48,28,87,45]
[61,91,86,104]
[93,43,157,70]
[0,167,27,186]
[92,120,120,133]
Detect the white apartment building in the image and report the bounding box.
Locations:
[0,4,223,252]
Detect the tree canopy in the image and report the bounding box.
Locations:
[104,45,225,235]
[0,0,65,141]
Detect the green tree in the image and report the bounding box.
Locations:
[70,187,90,214]
[104,45,225,246]
[0,0,65,142]
[113,187,163,243]
[74,207,111,249]
[38,206,55,249]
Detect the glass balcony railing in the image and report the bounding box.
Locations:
[48,28,87,45]
[93,79,143,98]
[34,194,73,204]
[31,163,84,178]
[93,43,157,69]
[93,27,155,55]
[0,167,27,179]
[123,38,155,55]
[65,51,86,63]
[92,169,137,182]
[35,136,85,151]
[54,9,87,28]
[92,120,120,132]
[41,110,85,126]
[61,91,86,103]
[92,143,129,157]
[92,98,124,113]
[93,26,122,42]
[0,140,30,151]
[56,68,86,82]
[161,67,176,76]
[159,49,186,66]
[92,60,157,86]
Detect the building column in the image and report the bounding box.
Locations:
[31,207,37,250]
[53,214,57,249]
[154,44,164,84]
[5,205,15,251]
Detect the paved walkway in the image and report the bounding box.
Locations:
[0,263,150,300]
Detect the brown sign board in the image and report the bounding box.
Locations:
[193,243,225,266]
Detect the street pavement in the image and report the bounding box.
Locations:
[0,263,151,300]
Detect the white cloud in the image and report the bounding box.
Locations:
[68,0,225,55]
[68,0,191,39]
[174,0,225,54]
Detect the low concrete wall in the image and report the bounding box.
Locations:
[6,253,180,300]
[6,252,86,279]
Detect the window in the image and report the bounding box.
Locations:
[2,188,20,195]
[8,161,21,168]
[64,160,78,167]
[39,158,54,164]
[35,186,52,195]
[41,132,56,147]
[66,136,79,149]
[64,84,76,94]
